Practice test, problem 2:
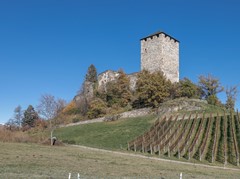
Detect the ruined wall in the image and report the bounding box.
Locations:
[128,72,138,91]
[141,32,179,83]
[98,70,138,91]
[98,70,120,90]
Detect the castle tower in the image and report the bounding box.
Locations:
[141,31,179,83]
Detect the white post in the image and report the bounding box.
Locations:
[78,173,80,179]
[68,173,71,179]
[50,130,53,146]
[180,172,183,179]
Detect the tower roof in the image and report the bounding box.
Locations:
[140,31,179,43]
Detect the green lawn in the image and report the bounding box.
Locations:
[55,115,156,150]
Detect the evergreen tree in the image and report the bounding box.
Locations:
[22,105,39,128]
[85,64,97,83]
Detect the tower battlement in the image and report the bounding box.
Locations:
[141,31,179,83]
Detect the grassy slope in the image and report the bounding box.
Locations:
[1,142,240,179]
[55,115,156,150]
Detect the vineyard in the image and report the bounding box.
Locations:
[128,112,240,166]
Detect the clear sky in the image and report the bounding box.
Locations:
[0,0,240,124]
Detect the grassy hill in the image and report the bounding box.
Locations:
[55,98,240,167]
[55,115,156,150]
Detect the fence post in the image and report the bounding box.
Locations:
[211,149,214,163]
[68,173,71,179]
[158,145,160,156]
[237,153,239,166]
[168,146,170,157]
[178,144,180,159]
[188,148,191,160]
[199,149,202,161]
[78,173,80,179]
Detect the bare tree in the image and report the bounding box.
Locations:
[37,94,66,145]
[6,105,23,130]
[225,86,238,111]
[14,105,23,128]
[56,98,67,115]
[198,74,224,105]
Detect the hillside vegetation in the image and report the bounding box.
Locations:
[55,98,240,167]
[55,115,156,150]
[129,112,240,167]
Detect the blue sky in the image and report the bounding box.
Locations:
[0,0,240,124]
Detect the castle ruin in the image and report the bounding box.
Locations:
[98,31,180,89]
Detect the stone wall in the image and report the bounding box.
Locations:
[157,98,208,116]
[104,108,152,122]
[61,108,152,127]
[141,32,179,83]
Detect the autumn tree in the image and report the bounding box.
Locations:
[169,82,181,100]
[225,86,238,111]
[87,98,107,119]
[134,70,172,108]
[105,70,132,108]
[22,105,39,128]
[198,74,224,105]
[179,78,201,99]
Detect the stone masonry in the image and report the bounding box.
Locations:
[98,70,120,91]
[98,31,180,90]
[141,31,179,83]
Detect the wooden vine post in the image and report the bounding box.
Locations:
[231,112,239,166]
[158,144,160,156]
[224,111,227,166]
[178,144,180,159]
[199,149,202,161]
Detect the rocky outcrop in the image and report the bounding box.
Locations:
[74,81,95,104]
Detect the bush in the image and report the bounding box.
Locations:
[87,98,107,119]
[62,101,81,115]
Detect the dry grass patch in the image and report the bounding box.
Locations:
[1,142,240,178]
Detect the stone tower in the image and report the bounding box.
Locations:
[141,31,179,83]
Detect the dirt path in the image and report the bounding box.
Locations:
[59,117,105,128]
[71,144,240,172]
